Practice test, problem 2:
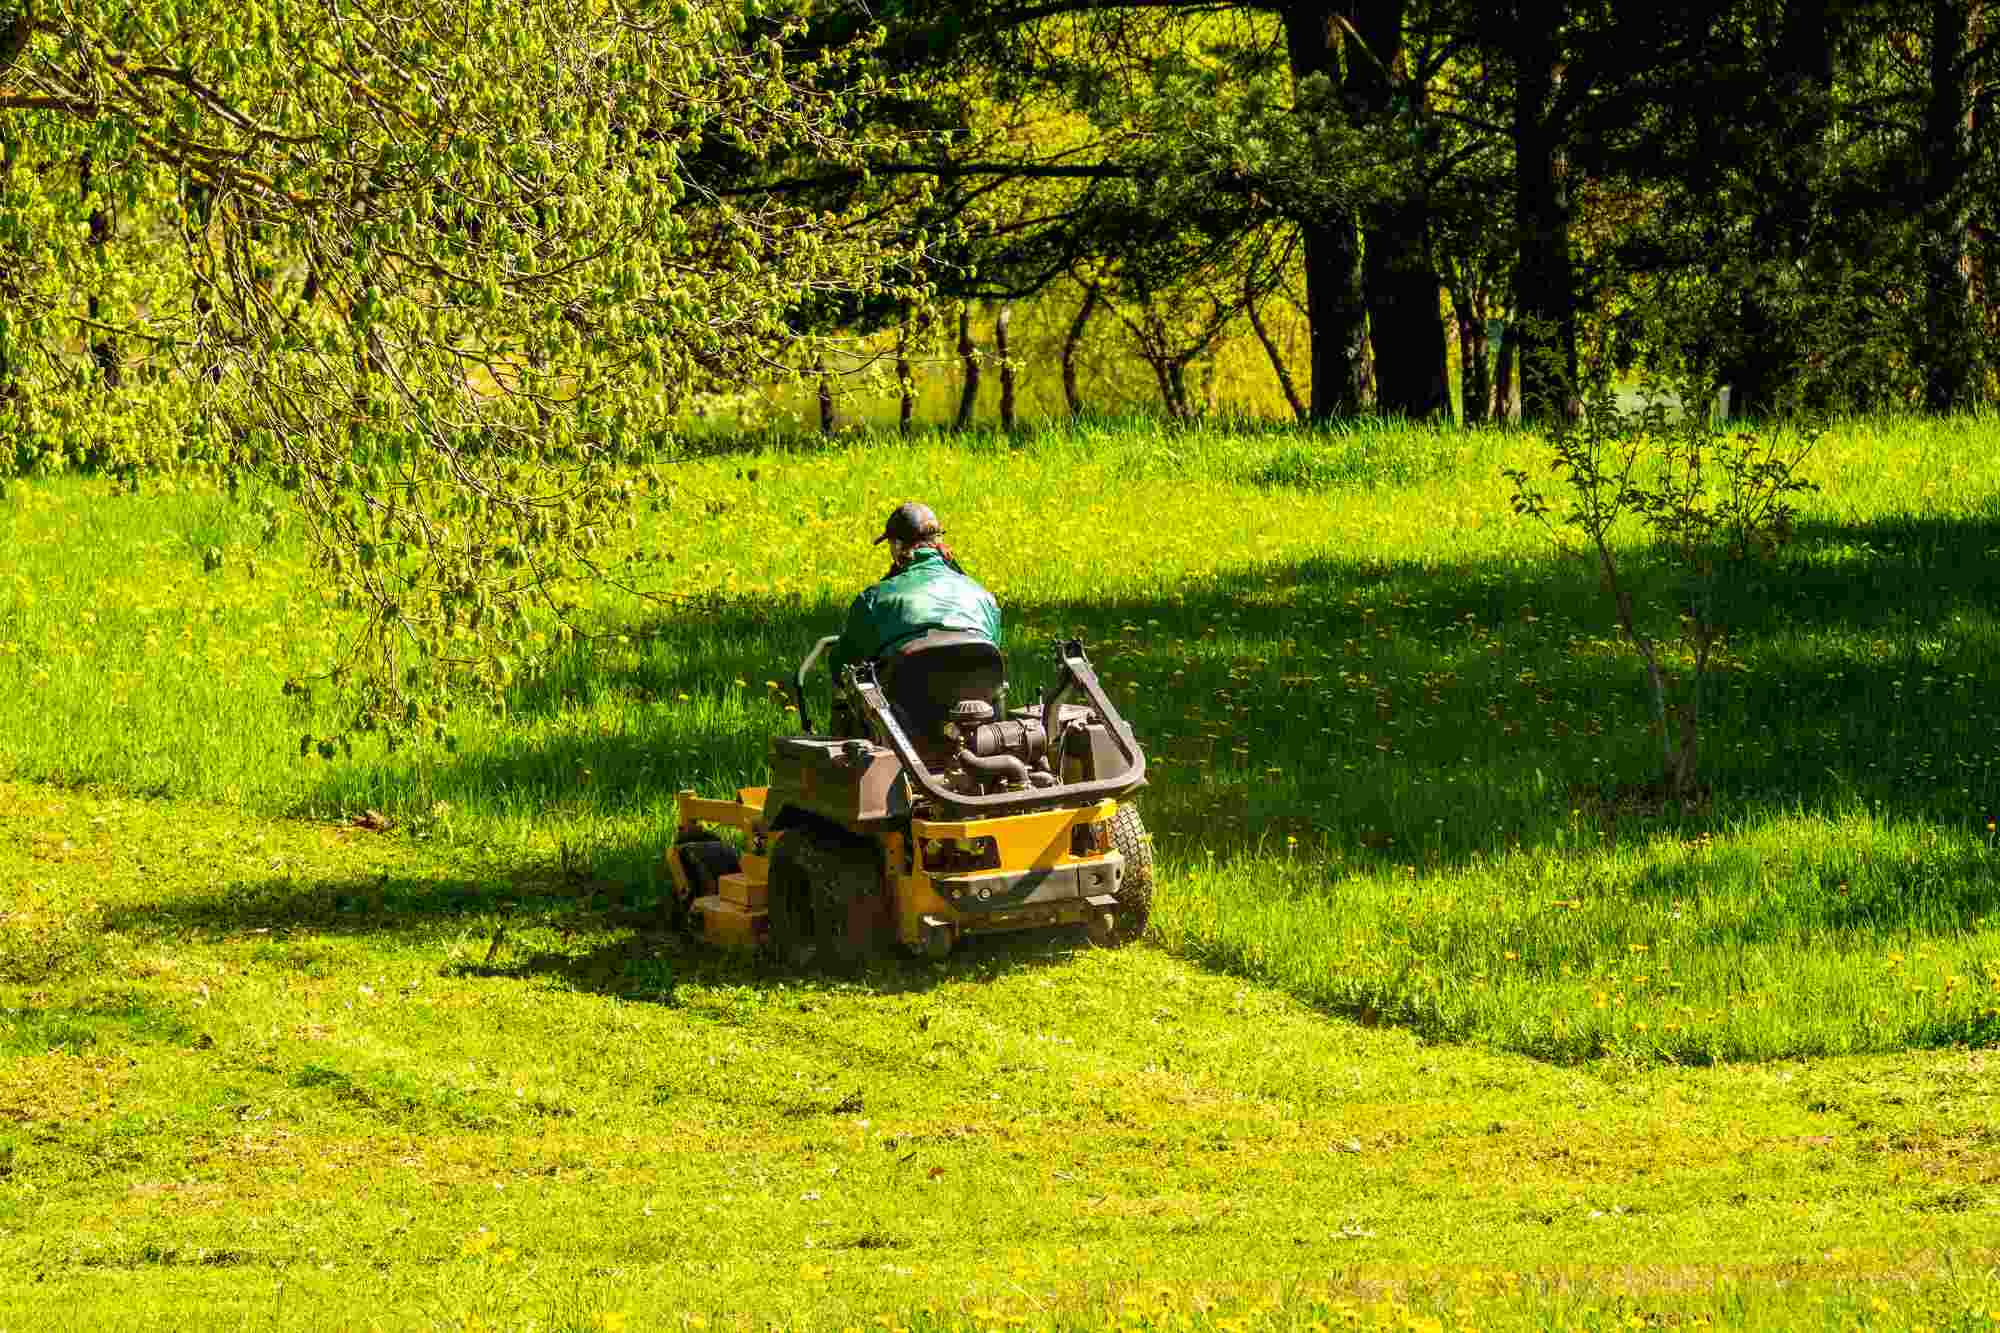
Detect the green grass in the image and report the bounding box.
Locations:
[5,415,1998,1061]
[4,782,2000,1331]
[4,414,2000,1326]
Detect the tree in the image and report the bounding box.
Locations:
[1614,0,1995,417]
[777,0,1996,426]
[1505,362,1820,801]
[775,1,1449,421]
[0,0,930,741]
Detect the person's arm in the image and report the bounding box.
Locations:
[828,588,876,687]
[824,590,879,736]
[981,584,1002,645]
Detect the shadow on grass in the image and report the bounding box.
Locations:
[501,589,844,719]
[99,866,1102,1004]
[1624,837,2000,945]
[95,870,651,942]
[1728,507,2000,638]
[446,919,1102,1007]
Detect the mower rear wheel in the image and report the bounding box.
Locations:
[766,827,894,972]
[1103,803,1154,944]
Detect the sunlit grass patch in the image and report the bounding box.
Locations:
[1157,804,2000,1064]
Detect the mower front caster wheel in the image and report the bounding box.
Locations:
[912,919,955,961]
[667,831,739,932]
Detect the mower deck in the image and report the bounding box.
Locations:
[668,788,1128,957]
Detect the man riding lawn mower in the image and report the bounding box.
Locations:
[666,502,1154,967]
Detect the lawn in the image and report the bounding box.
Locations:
[3,415,1999,1329]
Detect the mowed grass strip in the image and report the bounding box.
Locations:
[3,782,1999,1331]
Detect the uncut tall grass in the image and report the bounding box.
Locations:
[3,414,1998,1062]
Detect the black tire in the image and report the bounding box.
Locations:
[668,832,739,930]
[1106,803,1154,944]
[766,832,819,969]
[766,827,893,972]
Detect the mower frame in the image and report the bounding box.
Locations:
[666,637,1149,960]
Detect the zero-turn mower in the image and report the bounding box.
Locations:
[665,632,1152,967]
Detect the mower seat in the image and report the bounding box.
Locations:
[878,629,1006,738]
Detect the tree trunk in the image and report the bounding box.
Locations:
[1282,4,1367,420]
[1727,290,1785,422]
[1974,98,1996,348]
[1466,314,1490,427]
[1919,0,1982,413]
[816,353,837,435]
[996,304,1017,431]
[79,152,122,389]
[1450,286,1491,426]
[1345,0,1449,421]
[1125,308,1182,420]
[1061,285,1098,418]
[0,137,17,404]
[1493,322,1517,423]
[896,307,916,435]
[1138,309,1180,420]
[1246,287,1308,423]
[1510,9,1577,425]
[1365,237,1449,420]
[1357,319,1377,408]
[1972,0,1995,347]
[1168,360,1191,421]
[954,306,980,432]
[1143,351,1176,418]
[1298,219,1368,418]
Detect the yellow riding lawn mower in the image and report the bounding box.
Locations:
[666,633,1153,967]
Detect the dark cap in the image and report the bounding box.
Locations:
[872,501,943,546]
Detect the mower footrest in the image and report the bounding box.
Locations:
[719,871,767,908]
[695,895,766,952]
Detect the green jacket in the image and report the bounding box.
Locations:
[829,548,1002,686]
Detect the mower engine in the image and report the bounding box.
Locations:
[936,701,1122,797]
